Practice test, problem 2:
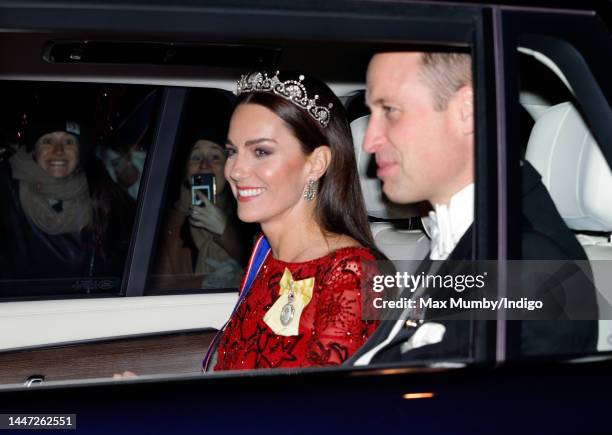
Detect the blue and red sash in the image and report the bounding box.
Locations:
[201,234,271,371]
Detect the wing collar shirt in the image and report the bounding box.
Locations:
[422,183,474,260]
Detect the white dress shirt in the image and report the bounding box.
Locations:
[422,183,474,260]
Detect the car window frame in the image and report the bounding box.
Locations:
[124,87,187,297]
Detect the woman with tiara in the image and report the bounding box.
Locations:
[204,71,382,371]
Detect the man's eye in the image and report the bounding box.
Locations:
[41,138,52,145]
[225,148,236,158]
[382,105,396,115]
[190,154,202,163]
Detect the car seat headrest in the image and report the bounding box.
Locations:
[526,102,612,232]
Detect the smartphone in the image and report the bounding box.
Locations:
[191,173,216,205]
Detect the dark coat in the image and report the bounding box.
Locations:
[0,156,134,297]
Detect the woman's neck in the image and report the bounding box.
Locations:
[261,212,359,263]
[261,216,322,262]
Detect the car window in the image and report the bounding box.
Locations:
[147,88,257,295]
[0,81,161,300]
[518,52,612,354]
[502,10,612,359]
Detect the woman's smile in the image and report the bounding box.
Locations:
[236,186,266,201]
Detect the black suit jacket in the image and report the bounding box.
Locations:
[350,161,598,365]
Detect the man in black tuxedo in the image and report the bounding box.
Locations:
[351,52,598,365]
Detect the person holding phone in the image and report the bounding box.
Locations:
[154,137,246,289]
[204,71,383,371]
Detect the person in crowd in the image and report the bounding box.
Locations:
[0,114,134,289]
[154,134,246,289]
[97,90,158,201]
[204,70,382,371]
[98,140,147,201]
[348,51,598,365]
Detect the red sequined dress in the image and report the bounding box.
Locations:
[214,246,379,370]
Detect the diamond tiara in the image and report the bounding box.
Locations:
[236,71,333,128]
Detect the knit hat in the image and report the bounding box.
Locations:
[25,110,96,169]
[26,115,82,151]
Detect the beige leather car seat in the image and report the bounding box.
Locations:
[526,102,612,351]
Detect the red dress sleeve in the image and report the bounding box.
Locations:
[304,253,379,366]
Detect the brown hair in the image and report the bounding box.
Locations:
[235,71,381,257]
[418,52,472,111]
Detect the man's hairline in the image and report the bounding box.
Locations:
[367,51,473,114]
[366,51,449,111]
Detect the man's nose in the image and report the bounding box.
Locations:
[362,117,382,154]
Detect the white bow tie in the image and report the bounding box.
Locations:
[421,184,475,261]
[426,205,455,260]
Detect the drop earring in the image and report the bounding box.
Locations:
[303,178,317,201]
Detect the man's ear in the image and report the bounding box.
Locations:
[307,145,332,180]
[457,86,474,135]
